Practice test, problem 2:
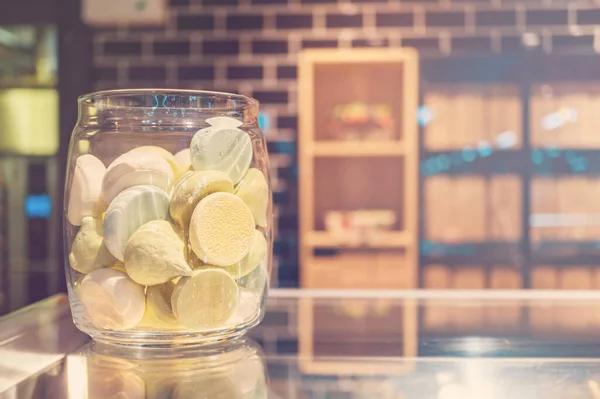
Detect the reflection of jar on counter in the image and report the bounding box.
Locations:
[64,90,272,346]
[69,337,268,399]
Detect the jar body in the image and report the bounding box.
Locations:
[64,90,272,346]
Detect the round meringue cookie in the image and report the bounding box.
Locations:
[69,217,115,274]
[103,185,170,261]
[78,268,145,330]
[102,150,174,204]
[169,170,233,228]
[124,220,193,286]
[205,116,244,128]
[67,154,106,226]
[173,148,192,177]
[172,267,238,330]
[130,145,178,176]
[190,126,252,184]
[189,192,255,266]
[139,281,180,329]
[235,168,269,228]
[223,230,267,279]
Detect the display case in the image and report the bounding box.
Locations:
[298,48,419,289]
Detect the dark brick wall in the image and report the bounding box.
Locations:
[91,0,599,287]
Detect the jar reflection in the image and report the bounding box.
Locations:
[66,337,268,399]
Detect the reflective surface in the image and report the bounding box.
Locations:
[4,290,600,398]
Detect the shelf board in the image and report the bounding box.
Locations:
[304,230,411,249]
[310,141,405,157]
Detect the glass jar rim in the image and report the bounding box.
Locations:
[78,88,259,111]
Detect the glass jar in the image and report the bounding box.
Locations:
[74,337,268,398]
[64,90,272,346]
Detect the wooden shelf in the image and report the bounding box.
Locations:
[305,230,411,249]
[310,141,405,157]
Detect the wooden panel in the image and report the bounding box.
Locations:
[558,267,594,332]
[489,176,522,241]
[531,85,600,148]
[424,85,521,150]
[530,178,559,243]
[423,265,451,330]
[307,251,409,289]
[425,177,487,242]
[450,267,485,329]
[530,267,558,333]
[486,267,521,328]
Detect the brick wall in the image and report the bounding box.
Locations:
[90,0,599,287]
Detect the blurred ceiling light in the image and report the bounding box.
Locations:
[496,130,517,149]
[542,107,577,130]
[521,32,540,48]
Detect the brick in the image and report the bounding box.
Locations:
[129,66,166,81]
[277,65,297,79]
[425,11,465,27]
[153,40,190,56]
[203,0,237,4]
[276,338,298,354]
[276,14,313,30]
[475,10,517,27]
[178,66,215,80]
[177,15,215,31]
[402,37,440,52]
[326,13,363,28]
[302,39,338,48]
[252,0,287,3]
[376,12,414,28]
[227,65,263,80]
[552,34,594,52]
[203,39,239,55]
[252,39,288,54]
[226,14,264,31]
[278,115,298,129]
[93,66,118,81]
[253,90,289,104]
[525,9,568,26]
[500,36,539,52]
[352,37,389,47]
[577,8,600,25]
[451,36,492,53]
[277,214,298,230]
[104,41,142,56]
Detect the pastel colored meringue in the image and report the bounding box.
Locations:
[172,267,238,330]
[140,281,180,329]
[189,192,255,267]
[223,230,267,279]
[102,150,174,204]
[69,217,115,274]
[169,170,233,228]
[103,185,170,261]
[205,116,244,128]
[124,220,193,286]
[67,154,106,226]
[173,148,192,177]
[130,145,178,176]
[235,168,269,228]
[190,126,252,184]
[78,268,145,330]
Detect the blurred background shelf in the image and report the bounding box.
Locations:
[304,230,411,249]
[310,141,406,157]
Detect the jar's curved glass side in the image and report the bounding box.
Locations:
[63,90,271,346]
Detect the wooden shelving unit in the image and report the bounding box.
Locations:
[298,48,419,290]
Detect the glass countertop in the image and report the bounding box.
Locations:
[3,290,600,398]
